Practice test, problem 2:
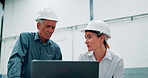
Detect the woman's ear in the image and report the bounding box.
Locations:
[100,35,105,42]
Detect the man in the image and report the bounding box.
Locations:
[7,7,62,78]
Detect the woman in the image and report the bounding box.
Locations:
[79,20,124,78]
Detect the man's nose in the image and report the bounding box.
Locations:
[48,27,54,32]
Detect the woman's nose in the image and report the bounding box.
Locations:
[85,39,89,44]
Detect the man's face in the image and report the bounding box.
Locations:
[37,20,57,41]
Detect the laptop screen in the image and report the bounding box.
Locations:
[31,60,99,78]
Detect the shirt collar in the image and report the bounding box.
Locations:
[34,32,39,41]
[86,49,112,61]
[86,51,94,56]
[104,49,112,61]
[34,32,52,45]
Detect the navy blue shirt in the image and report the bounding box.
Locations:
[7,32,62,78]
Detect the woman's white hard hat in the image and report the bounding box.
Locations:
[82,20,111,39]
[35,7,58,22]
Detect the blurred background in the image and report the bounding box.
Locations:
[0,0,148,78]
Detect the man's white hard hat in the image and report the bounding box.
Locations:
[35,7,58,22]
[82,20,111,39]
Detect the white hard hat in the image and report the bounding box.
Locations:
[35,7,58,22]
[82,20,111,39]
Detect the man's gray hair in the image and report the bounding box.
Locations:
[37,19,45,24]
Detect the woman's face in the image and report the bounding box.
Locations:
[85,32,101,51]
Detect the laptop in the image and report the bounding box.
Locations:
[31,60,99,78]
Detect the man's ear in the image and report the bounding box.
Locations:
[37,22,41,30]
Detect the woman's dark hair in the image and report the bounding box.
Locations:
[85,30,110,49]
[85,30,101,35]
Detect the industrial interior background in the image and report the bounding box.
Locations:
[0,0,148,78]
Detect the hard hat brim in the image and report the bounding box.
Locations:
[81,28,101,32]
[81,28,111,39]
[35,18,59,22]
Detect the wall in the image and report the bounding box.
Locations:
[94,0,148,20]
[0,37,17,75]
[3,0,148,38]
[108,16,148,68]
[2,0,90,38]
[51,25,86,61]
[0,2,3,74]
